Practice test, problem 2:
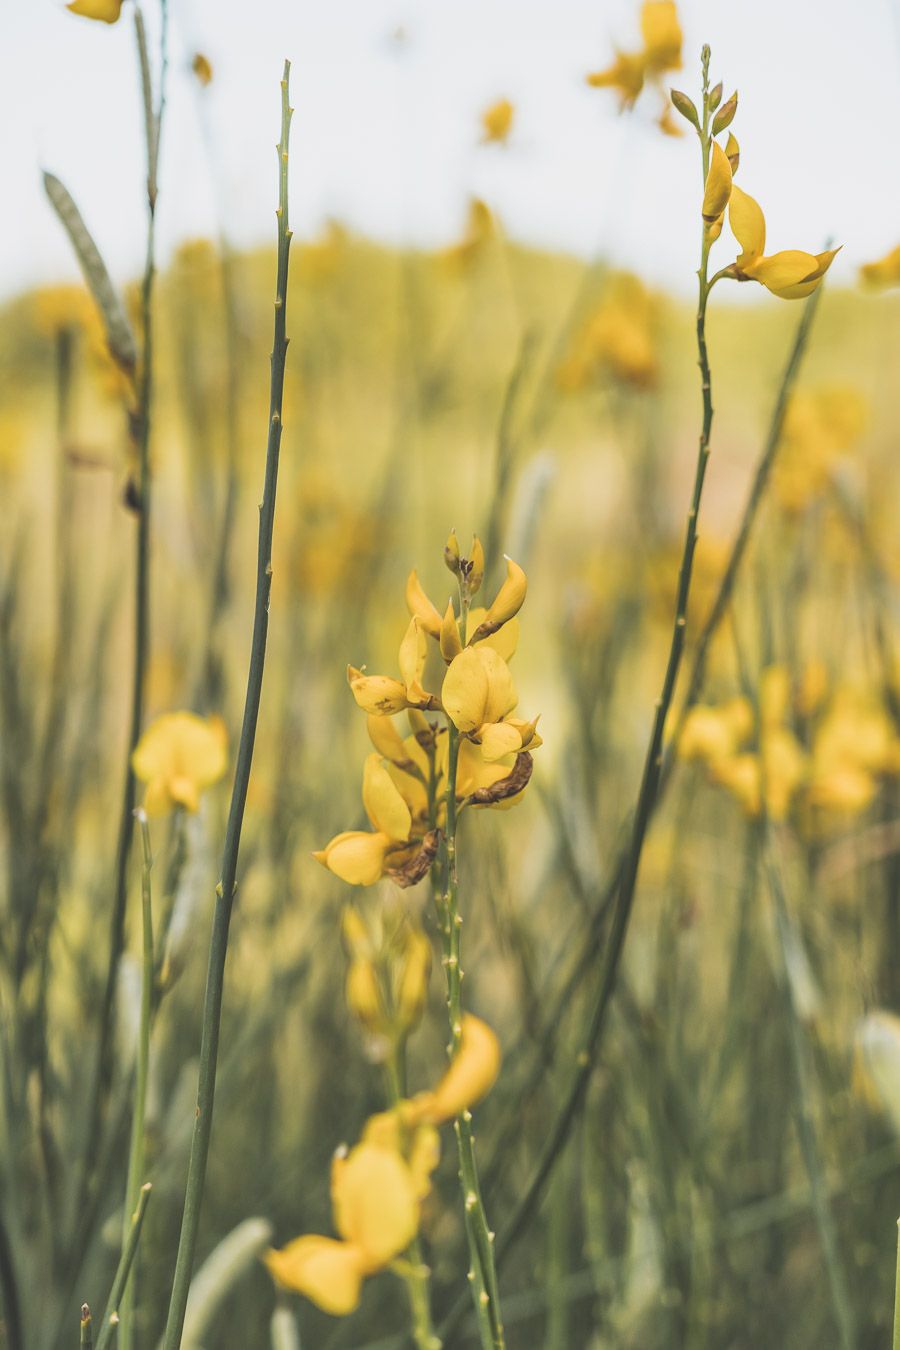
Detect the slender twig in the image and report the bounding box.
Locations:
[75,0,168,1238]
[893,1220,900,1350]
[162,63,294,1349]
[118,812,154,1350]
[80,1303,92,1349]
[94,1184,151,1350]
[0,1204,23,1350]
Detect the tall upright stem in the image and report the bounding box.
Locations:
[161,63,293,1350]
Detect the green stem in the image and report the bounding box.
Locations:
[439,721,505,1350]
[80,1304,92,1349]
[893,1221,900,1350]
[161,63,294,1350]
[384,1055,441,1350]
[118,813,154,1350]
[73,0,168,1246]
[94,1185,152,1350]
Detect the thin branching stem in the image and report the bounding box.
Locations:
[162,62,294,1350]
[94,1184,152,1350]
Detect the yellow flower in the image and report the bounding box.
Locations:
[586,2,681,111]
[265,1140,420,1315]
[440,198,496,269]
[640,1,682,73]
[408,1014,502,1124]
[557,273,659,392]
[131,712,227,816]
[348,618,438,716]
[727,185,839,299]
[772,387,866,513]
[860,243,900,289]
[480,98,514,145]
[702,140,733,229]
[586,50,646,109]
[441,647,518,734]
[314,755,414,886]
[191,52,213,86]
[67,0,123,19]
[677,698,752,764]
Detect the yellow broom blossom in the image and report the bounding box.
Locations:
[727,184,839,299]
[131,712,227,816]
[67,0,123,20]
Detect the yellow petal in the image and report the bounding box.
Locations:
[480,98,514,145]
[702,141,733,223]
[67,0,123,20]
[767,247,840,300]
[725,131,740,174]
[332,1144,419,1266]
[410,1014,501,1125]
[348,667,409,716]
[478,722,524,762]
[860,243,900,289]
[440,600,462,663]
[398,617,429,704]
[728,185,765,268]
[168,774,201,814]
[480,557,528,634]
[442,647,517,733]
[366,714,410,765]
[265,1236,366,1315]
[362,754,412,840]
[585,51,646,108]
[142,777,172,818]
[640,1,682,72]
[405,571,442,638]
[745,250,825,298]
[469,609,519,661]
[314,831,392,886]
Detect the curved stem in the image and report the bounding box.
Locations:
[161,63,294,1350]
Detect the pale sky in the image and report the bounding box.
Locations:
[3,0,900,301]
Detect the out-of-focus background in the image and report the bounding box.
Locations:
[4,2,900,1347]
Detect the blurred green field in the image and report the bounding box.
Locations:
[4,217,900,1349]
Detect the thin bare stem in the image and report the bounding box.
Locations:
[94,1185,152,1350]
[161,62,294,1350]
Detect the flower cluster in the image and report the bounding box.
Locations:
[678,665,900,825]
[315,537,541,887]
[265,1013,500,1314]
[683,88,839,300]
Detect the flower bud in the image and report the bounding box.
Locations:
[444,529,461,577]
[708,80,723,112]
[670,88,699,130]
[440,600,462,663]
[470,556,527,641]
[725,131,739,174]
[712,91,738,136]
[346,957,385,1033]
[395,929,432,1030]
[467,536,485,595]
[405,571,442,638]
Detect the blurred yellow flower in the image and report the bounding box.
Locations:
[727,185,839,299]
[265,1140,421,1315]
[859,243,900,289]
[480,97,514,145]
[586,2,682,114]
[440,198,496,269]
[68,0,123,20]
[408,1013,501,1124]
[853,1012,900,1134]
[677,698,752,765]
[131,712,227,816]
[191,52,213,86]
[773,387,866,513]
[558,273,659,392]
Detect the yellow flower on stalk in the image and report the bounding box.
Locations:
[314,755,417,886]
[702,140,733,240]
[727,185,839,299]
[131,712,227,816]
[557,273,659,392]
[677,698,752,765]
[67,0,123,20]
[265,1013,500,1316]
[348,617,438,715]
[859,243,900,289]
[480,98,514,145]
[586,50,647,109]
[265,1141,421,1315]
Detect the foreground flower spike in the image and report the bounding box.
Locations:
[859,243,900,288]
[727,185,839,299]
[67,0,124,19]
[480,98,514,145]
[131,712,227,816]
